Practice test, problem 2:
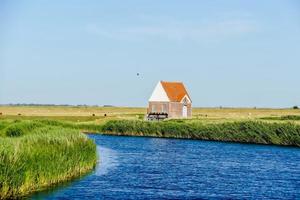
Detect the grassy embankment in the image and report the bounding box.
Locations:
[102,120,300,146]
[0,119,97,199]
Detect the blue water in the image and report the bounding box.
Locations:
[30,135,300,199]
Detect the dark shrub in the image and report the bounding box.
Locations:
[280,115,300,120]
[4,121,43,137]
[5,124,25,137]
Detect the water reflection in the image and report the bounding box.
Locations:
[95,146,119,176]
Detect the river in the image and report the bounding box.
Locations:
[29,134,300,199]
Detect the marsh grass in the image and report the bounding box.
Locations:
[102,120,300,146]
[0,120,96,199]
[261,115,300,121]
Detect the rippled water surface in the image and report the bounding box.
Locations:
[30,135,300,199]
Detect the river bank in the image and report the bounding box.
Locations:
[23,118,300,147]
[100,120,300,147]
[0,120,97,199]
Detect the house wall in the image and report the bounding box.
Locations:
[169,102,191,118]
[148,102,169,114]
[148,101,192,118]
[187,103,192,117]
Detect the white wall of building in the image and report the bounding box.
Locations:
[149,81,170,102]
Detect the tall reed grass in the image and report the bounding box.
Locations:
[102,120,300,146]
[0,120,96,199]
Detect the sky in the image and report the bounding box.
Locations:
[1,0,300,107]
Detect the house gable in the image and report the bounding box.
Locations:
[180,95,192,104]
[149,81,170,102]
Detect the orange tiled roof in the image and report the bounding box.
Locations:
[160,81,191,102]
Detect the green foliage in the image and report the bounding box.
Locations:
[280,115,300,120]
[4,121,44,137]
[0,120,97,199]
[261,115,300,121]
[0,121,11,137]
[5,124,25,137]
[102,120,300,146]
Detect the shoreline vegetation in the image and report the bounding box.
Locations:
[0,120,97,199]
[3,118,299,147]
[10,118,299,147]
[101,120,300,147]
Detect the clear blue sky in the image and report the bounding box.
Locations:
[1,0,300,107]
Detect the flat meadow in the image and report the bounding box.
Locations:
[1,105,300,124]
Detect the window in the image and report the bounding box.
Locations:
[152,105,156,112]
[183,97,188,105]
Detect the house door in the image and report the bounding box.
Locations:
[182,105,188,118]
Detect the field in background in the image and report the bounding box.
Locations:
[0,106,300,124]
